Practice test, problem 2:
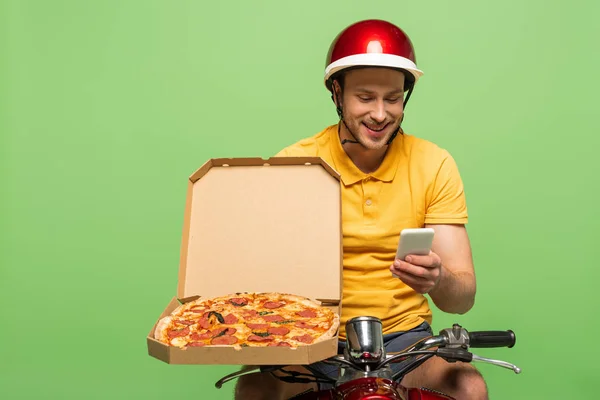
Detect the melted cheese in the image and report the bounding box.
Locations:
[170,337,187,348]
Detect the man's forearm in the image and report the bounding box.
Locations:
[429,266,476,314]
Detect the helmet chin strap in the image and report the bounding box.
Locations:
[336,105,361,145]
[334,84,414,148]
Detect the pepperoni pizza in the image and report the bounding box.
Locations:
[154,292,339,349]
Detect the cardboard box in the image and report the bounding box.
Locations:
[147,156,342,365]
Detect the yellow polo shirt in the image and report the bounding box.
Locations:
[275,124,468,339]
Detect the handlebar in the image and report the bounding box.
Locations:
[213,322,521,390]
[344,324,520,377]
[326,325,520,378]
[468,330,516,348]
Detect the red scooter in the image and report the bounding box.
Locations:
[215,316,520,399]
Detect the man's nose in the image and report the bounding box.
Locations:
[370,102,386,123]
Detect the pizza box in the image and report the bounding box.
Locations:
[147,156,343,365]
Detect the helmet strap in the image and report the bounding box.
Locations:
[331,85,361,146]
[339,120,361,145]
[386,124,402,145]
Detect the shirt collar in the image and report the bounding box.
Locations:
[328,123,401,186]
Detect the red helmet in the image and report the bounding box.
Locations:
[324,19,423,92]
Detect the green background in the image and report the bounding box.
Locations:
[2,0,598,398]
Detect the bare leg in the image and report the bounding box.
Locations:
[234,365,318,400]
[401,357,488,400]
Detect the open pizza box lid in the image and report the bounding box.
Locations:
[147,156,343,365]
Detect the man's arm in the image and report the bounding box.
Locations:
[425,223,476,314]
[390,223,476,314]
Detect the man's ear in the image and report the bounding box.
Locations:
[331,80,344,120]
[331,80,342,106]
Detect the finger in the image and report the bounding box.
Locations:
[390,264,429,282]
[404,254,436,268]
[392,260,430,279]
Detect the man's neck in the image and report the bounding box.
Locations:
[339,123,388,174]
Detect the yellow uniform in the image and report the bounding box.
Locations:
[276,124,468,339]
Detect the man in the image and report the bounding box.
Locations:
[235,19,486,399]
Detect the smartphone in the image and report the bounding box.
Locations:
[393,228,435,278]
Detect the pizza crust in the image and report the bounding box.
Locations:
[171,296,207,316]
[283,293,340,343]
[152,296,208,341]
[314,313,340,343]
[277,294,340,343]
[280,293,321,304]
[153,315,172,341]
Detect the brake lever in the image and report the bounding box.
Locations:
[471,354,522,374]
[436,347,521,375]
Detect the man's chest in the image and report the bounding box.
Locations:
[340,177,428,253]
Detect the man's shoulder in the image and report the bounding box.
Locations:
[275,125,335,157]
[401,133,454,163]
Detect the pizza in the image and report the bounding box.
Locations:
[153,292,339,349]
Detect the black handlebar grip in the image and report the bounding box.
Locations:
[468,330,516,348]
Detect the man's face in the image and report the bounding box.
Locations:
[335,67,405,150]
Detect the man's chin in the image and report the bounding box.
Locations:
[358,137,390,151]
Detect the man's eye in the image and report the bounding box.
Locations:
[387,97,401,103]
[358,96,372,101]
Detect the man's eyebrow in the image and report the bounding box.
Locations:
[354,88,404,95]
[387,89,404,95]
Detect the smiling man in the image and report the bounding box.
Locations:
[234,19,485,400]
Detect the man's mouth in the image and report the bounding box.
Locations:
[363,123,388,133]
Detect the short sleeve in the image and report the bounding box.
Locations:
[274,147,291,157]
[274,145,310,158]
[424,151,468,224]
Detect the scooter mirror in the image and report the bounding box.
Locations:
[345,316,386,366]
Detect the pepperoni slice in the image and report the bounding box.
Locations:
[263,301,284,309]
[262,314,285,322]
[248,335,274,342]
[246,323,269,330]
[268,326,290,336]
[268,341,292,347]
[211,335,238,345]
[198,316,212,329]
[223,314,238,324]
[211,327,227,337]
[212,327,237,337]
[242,310,259,318]
[191,331,213,341]
[295,321,317,329]
[292,334,314,344]
[296,309,317,318]
[229,298,249,306]
[188,341,205,347]
[167,327,190,338]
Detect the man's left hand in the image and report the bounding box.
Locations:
[390,251,442,294]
